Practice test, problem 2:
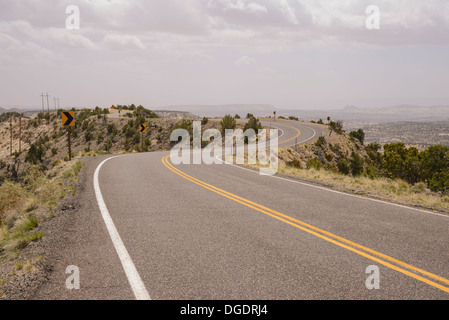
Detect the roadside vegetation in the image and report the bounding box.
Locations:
[247,120,449,213]
[0,160,83,261]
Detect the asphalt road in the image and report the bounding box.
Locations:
[33,120,449,300]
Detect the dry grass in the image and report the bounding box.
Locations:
[242,155,449,214]
[0,160,84,260]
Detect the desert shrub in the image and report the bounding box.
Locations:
[306,158,323,170]
[315,136,326,148]
[428,171,449,194]
[171,119,192,133]
[81,120,89,131]
[349,129,365,144]
[25,144,45,165]
[244,116,262,132]
[382,143,421,184]
[107,123,118,136]
[84,131,94,142]
[287,159,302,168]
[350,152,364,176]
[220,114,236,132]
[364,165,378,180]
[325,153,334,162]
[337,159,350,175]
[329,120,344,134]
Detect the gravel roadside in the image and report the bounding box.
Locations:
[0,154,131,300]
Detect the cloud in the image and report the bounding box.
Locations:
[212,0,268,14]
[102,34,145,50]
[0,32,62,65]
[235,55,256,65]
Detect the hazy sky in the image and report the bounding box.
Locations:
[1,0,449,110]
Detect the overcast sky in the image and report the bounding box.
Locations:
[1,0,449,110]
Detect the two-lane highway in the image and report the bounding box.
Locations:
[34,120,449,300]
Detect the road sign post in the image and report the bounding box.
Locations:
[62,111,75,161]
[139,124,146,152]
[68,127,72,161]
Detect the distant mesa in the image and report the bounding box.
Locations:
[160,104,449,123]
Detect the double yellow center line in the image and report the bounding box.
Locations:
[162,156,449,295]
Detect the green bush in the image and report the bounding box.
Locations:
[382,143,421,184]
[25,144,45,165]
[287,159,302,168]
[306,158,323,170]
[107,123,118,135]
[244,116,262,132]
[171,120,192,133]
[364,165,378,180]
[325,153,333,162]
[315,136,326,148]
[220,114,236,132]
[428,171,449,193]
[329,120,344,134]
[337,159,350,175]
[350,152,364,176]
[349,129,365,144]
[84,131,94,142]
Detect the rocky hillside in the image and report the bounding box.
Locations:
[277,125,369,174]
[0,107,224,182]
[276,121,449,196]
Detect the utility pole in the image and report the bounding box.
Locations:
[46,93,50,114]
[19,116,22,153]
[54,97,57,112]
[10,115,13,156]
[41,93,45,113]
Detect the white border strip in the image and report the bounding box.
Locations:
[93,156,151,300]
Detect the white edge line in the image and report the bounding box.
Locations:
[294,125,316,145]
[93,155,151,300]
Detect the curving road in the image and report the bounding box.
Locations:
[34,120,449,300]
